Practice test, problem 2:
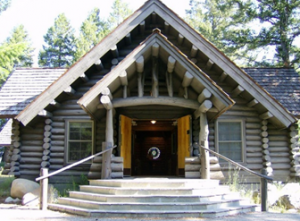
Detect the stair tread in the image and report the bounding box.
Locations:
[49,203,257,213]
[70,190,229,198]
[59,197,245,205]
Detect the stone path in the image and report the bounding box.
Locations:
[0,204,299,221]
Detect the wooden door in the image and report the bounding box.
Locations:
[120,115,132,175]
[177,115,191,175]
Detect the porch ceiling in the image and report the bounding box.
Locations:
[78,31,235,120]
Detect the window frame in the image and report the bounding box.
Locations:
[215,119,246,164]
[65,119,94,164]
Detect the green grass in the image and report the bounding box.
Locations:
[0,175,15,197]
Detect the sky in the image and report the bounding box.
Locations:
[0,0,190,65]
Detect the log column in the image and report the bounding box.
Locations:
[290,124,300,177]
[9,120,21,177]
[41,119,52,168]
[199,112,210,179]
[152,43,160,98]
[261,120,273,176]
[100,94,114,179]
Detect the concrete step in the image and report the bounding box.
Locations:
[49,178,258,218]
[48,203,258,218]
[57,197,245,211]
[79,185,229,196]
[69,191,232,203]
[89,178,220,188]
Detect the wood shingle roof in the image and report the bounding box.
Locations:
[244,68,300,116]
[0,68,66,117]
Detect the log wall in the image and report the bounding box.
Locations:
[88,156,124,179]
[268,125,291,180]
[290,124,300,177]
[19,121,45,180]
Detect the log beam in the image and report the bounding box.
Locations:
[260,111,273,120]
[219,71,228,82]
[152,43,160,57]
[49,100,60,108]
[140,21,145,35]
[101,87,113,100]
[100,96,200,110]
[198,89,212,103]
[182,71,193,87]
[231,85,244,97]
[100,95,112,110]
[94,59,104,70]
[119,70,128,86]
[190,45,198,58]
[247,99,259,107]
[164,22,169,34]
[206,59,214,70]
[178,34,184,45]
[125,33,131,45]
[110,45,119,58]
[136,56,144,73]
[64,86,76,95]
[80,73,89,82]
[194,100,213,118]
[38,110,53,118]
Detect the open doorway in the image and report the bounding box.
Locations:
[120,115,191,177]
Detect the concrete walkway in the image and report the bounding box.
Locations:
[0,204,299,221]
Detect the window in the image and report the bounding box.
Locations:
[216,120,245,162]
[66,120,93,163]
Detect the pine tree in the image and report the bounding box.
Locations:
[185,0,253,64]
[0,25,34,85]
[75,8,109,60]
[242,0,300,70]
[0,0,10,15]
[107,0,132,30]
[39,13,76,67]
[7,25,34,67]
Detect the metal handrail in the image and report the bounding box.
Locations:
[199,145,273,181]
[36,145,116,182]
[199,145,272,211]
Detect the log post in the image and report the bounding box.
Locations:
[166,56,176,97]
[152,43,159,98]
[199,112,210,179]
[101,104,114,179]
[40,168,48,210]
[260,168,268,211]
[136,56,144,97]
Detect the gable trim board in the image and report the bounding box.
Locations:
[78,31,235,119]
[15,0,296,128]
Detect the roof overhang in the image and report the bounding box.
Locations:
[78,31,234,119]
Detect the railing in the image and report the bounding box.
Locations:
[199,145,273,211]
[35,143,116,210]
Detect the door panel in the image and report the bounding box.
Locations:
[177,115,191,175]
[120,115,132,175]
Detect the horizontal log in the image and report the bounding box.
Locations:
[271,158,291,163]
[21,152,43,158]
[49,158,64,164]
[20,164,41,170]
[272,164,291,169]
[50,153,65,158]
[111,172,123,179]
[20,146,44,152]
[90,163,102,171]
[112,157,123,163]
[111,163,123,172]
[185,164,200,171]
[185,171,200,178]
[20,157,42,164]
[20,171,39,176]
[269,147,289,152]
[50,146,64,152]
[88,172,101,179]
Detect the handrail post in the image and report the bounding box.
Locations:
[260,168,268,211]
[40,168,48,210]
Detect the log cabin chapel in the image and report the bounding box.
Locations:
[0,0,300,186]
